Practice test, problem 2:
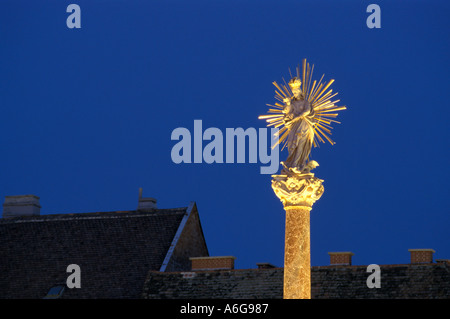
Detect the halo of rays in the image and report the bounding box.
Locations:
[259,59,346,150]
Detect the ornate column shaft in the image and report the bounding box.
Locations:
[284,205,311,299]
[272,171,324,299]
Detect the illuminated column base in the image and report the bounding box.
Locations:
[272,170,324,299]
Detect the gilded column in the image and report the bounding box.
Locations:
[272,171,324,299]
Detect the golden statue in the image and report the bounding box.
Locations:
[259,59,346,173]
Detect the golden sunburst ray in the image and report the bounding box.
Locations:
[258,59,346,150]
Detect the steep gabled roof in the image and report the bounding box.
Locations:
[0,207,189,298]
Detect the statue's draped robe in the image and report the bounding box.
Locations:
[284,99,314,169]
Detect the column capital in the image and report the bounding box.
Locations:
[272,170,324,208]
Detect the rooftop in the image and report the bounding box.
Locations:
[143,262,450,299]
[0,207,192,298]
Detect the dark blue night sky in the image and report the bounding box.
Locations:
[1,0,449,269]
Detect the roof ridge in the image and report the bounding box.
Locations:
[0,207,188,223]
[153,267,284,274]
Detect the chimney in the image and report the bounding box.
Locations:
[3,195,41,218]
[190,256,236,271]
[408,249,435,264]
[256,263,277,269]
[137,188,157,211]
[328,252,355,266]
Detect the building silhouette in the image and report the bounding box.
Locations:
[1,194,448,299]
